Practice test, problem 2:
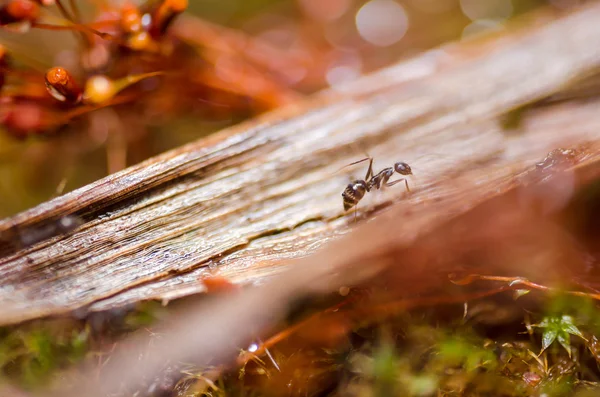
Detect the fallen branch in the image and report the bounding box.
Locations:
[0,3,600,329]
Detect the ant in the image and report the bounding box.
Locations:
[342,157,413,214]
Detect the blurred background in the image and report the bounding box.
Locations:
[0,0,584,218]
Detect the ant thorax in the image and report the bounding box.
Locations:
[368,168,394,190]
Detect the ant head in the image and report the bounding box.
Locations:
[394,162,412,175]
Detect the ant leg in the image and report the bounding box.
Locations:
[377,173,391,191]
[349,141,373,178]
[350,157,374,180]
[345,157,371,167]
[363,157,374,181]
[385,178,410,192]
[333,157,372,177]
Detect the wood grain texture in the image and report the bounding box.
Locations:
[1,4,600,326]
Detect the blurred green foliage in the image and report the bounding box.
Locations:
[0,321,88,389]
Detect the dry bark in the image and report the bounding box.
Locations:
[1,3,600,329]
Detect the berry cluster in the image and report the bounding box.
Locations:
[0,0,298,139]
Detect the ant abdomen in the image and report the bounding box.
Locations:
[342,180,368,211]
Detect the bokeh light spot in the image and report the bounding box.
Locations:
[355,0,409,47]
[462,19,504,39]
[326,52,362,87]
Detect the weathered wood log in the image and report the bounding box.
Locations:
[1,4,600,328]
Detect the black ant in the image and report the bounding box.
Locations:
[342,157,413,214]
